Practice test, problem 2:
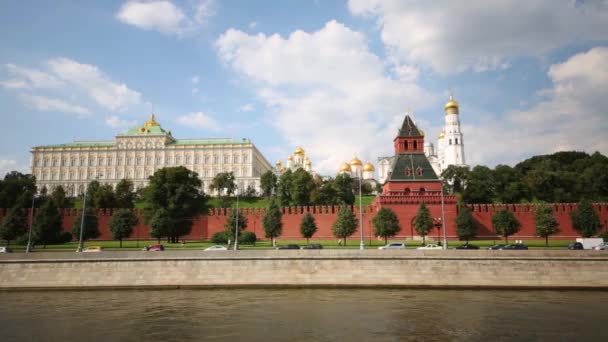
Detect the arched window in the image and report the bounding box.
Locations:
[413,140,418,149]
[449,139,452,145]
[404,141,409,150]
[405,167,411,176]
[404,188,411,195]
[416,167,423,176]
[455,138,459,145]
[419,188,426,195]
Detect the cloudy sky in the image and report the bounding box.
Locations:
[1,0,607,177]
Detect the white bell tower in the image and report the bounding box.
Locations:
[441,94,466,168]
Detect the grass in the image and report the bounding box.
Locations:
[5,237,578,252]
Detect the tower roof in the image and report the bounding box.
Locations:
[397,115,424,137]
[386,153,438,181]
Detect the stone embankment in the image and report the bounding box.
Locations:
[1,250,607,289]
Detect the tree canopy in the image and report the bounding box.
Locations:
[571,199,601,238]
[300,212,318,244]
[413,202,433,245]
[332,206,358,244]
[534,204,559,246]
[109,209,138,247]
[372,207,401,244]
[455,206,478,242]
[263,197,283,244]
[33,199,65,247]
[491,209,521,242]
[260,171,277,197]
[72,208,100,242]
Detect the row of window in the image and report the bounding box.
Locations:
[36,166,250,181]
[34,153,250,167]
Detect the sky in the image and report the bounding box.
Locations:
[1,0,607,177]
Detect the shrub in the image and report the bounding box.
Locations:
[600,231,608,242]
[211,231,229,244]
[58,231,73,243]
[239,231,257,244]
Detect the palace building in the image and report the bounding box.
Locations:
[30,114,273,196]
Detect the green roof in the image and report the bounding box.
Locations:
[397,115,423,137]
[121,125,168,136]
[387,153,438,181]
[35,141,115,149]
[170,138,251,146]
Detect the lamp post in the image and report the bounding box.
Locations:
[234,187,239,251]
[441,186,447,250]
[25,192,36,253]
[358,169,365,250]
[76,184,88,252]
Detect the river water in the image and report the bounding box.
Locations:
[0,289,606,341]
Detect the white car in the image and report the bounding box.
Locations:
[0,246,13,253]
[204,245,228,251]
[592,242,608,250]
[378,243,406,250]
[417,244,442,250]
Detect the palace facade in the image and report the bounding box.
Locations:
[30,115,273,196]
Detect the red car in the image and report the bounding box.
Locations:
[144,244,165,251]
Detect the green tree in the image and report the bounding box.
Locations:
[571,199,601,238]
[534,204,559,247]
[441,165,470,194]
[413,202,433,245]
[50,185,68,209]
[72,208,100,242]
[109,209,138,247]
[115,179,135,209]
[333,173,355,205]
[149,208,171,244]
[142,167,207,243]
[491,209,521,243]
[312,178,339,205]
[260,171,278,197]
[95,184,117,208]
[0,172,36,209]
[455,206,477,243]
[493,165,527,203]
[290,168,315,205]
[300,212,318,244]
[0,205,27,247]
[277,169,293,206]
[263,198,283,246]
[224,209,248,242]
[372,207,401,244]
[331,206,358,246]
[210,172,236,197]
[85,180,101,206]
[462,166,495,204]
[32,200,64,248]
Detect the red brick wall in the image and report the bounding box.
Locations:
[1,202,607,241]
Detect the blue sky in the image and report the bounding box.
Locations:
[1,0,607,177]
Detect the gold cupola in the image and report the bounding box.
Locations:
[276,160,283,167]
[144,113,160,127]
[287,155,294,161]
[438,131,445,139]
[362,162,375,172]
[349,157,363,166]
[339,162,352,172]
[444,95,459,115]
[294,147,305,155]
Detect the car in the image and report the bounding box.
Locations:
[0,246,13,253]
[302,244,323,249]
[568,242,584,250]
[144,244,165,251]
[417,244,442,250]
[277,244,301,250]
[500,244,529,250]
[592,242,608,250]
[488,244,506,250]
[204,245,228,251]
[378,243,405,250]
[83,246,103,252]
[455,243,480,250]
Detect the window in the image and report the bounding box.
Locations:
[61,159,67,167]
[52,159,58,167]
[449,139,452,145]
[419,188,426,195]
[137,157,143,166]
[176,156,181,164]
[44,158,49,167]
[146,157,152,165]
[234,155,239,163]
[80,158,85,166]
[224,155,229,163]
[98,157,103,166]
[405,167,411,176]
[205,155,210,163]
[404,141,409,150]
[186,155,191,164]
[71,158,76,166]
[416,167,423,176]
[455,138,459,145]
[108,157,113,166]
[413,141,418,149]
[214,155,219,164]
[243,155,248,163]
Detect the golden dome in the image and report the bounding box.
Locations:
[444,96,459,114]
[305,159,312,166]
[363,162,375,172]
[339,162,352,172]
[144,113,160,127]
[276,160,283,166]
[438,131,445,139]
[294,147,305,155]
[349,157,363,166]
[287,155,293,161]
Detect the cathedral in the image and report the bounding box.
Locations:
[275,147,316,176]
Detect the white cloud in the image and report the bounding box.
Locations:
[191,75,200,83]
[216,20,433,174]
[176,112,220,131]
[47,58,141,112]
[2,63,63,89]
[248,21,257,29]
[464,47,608,166]
[20,94,91,116]
[0,159,24,178]
[239,104,254,112]
[116,0,214,36]
[105,115,137,128]
[348,0,608,73]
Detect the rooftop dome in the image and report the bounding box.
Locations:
[444,95,459,115]
[362,162,375,172]
[349,157,363,166]
[339,162,352,172]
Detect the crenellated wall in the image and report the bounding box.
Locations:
[1,202,607,241]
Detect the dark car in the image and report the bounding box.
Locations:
[455,243,480,250]
[488,244,506,250]
[568,242,584,250]
[500,244,528,250]
[302,244,323,250]
[277,244,300,250]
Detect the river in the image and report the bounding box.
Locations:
[0,289,606,341]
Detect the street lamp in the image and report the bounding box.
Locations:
[357,168,365,250]
[234,186,240,251]
[25,192,36,253]
[76,184,88,252]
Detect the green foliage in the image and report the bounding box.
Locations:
[33,199,63,247]
[441,165,470,194]
[333,173,355,205]
[239,231,257,244]
[71,208,100,242]
[0,205,28,246]
[142,167,206,243]
[455,206,478,242]
[109,209,138,247]
[95,184,118,208]
[263,197,282,240]
[114,179,135,209]
[210,172,236,197]
[211,231,229,244]
[372,207,401,244]
[149,208,171,243]
[311,179,339,205]
[290,168,315,205]
[599,231,608,242]
[224,209,248,241]
[277,169,293,206]
[50,185,69,209]
[260,171,277,197]
[0,172,36,209]
[534,204,559,246]
[571,199,601,238]
[300,212,318,243]
[242,185,258,199]
[413,202,433,244]
[331,206,358,244]
[462,166,495,204]
[491,209,521,242]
